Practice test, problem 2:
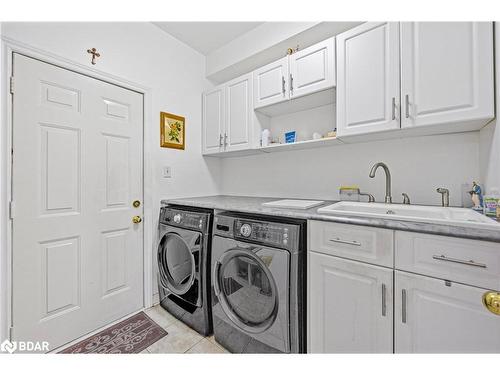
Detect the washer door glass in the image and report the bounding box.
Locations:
[215,248,278,333]
[158,232,197,295]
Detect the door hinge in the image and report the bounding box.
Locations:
[9,201,15,220]
[9,76,14,94]
[9,326,14,340]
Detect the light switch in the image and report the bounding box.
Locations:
[163,166,172,178]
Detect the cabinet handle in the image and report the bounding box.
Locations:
[282,76,286,95]
[219,134,223,147]
[329,238,361,246]
[224,133,228,148]
[432,254,487,268]
[391,97,396,120]
[402,289,407,323]
[289,74,294,95]
[381,283,387,317]
[405,94,410,118]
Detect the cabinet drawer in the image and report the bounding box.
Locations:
[309,221,394,267]
[395,231,500,290]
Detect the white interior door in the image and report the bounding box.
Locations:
[395,271,500,353]
[308,253,393,353]
[11,53,144,351]
[289,37,336,99]
[400,22,494,129]
[225,73,253,152]
[336,22,401,137]
[253,56,289,109]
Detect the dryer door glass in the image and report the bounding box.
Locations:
[215,248,279,333]
[158,232,198,295]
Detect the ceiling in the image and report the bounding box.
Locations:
[153,22,264,55]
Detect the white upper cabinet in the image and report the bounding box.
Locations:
[289,37,336,100]
[395,271,500,353]
[253,56,289,109]
[400,22,494,130]
[336,22,401,137]
[309,253,393,353]
[202,86,224,154]
[202,73,254,155]
[225,73,253,152]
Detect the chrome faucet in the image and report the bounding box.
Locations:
[369,162,392,203]
[359,192,375,203]
[402,193,411,205]
[436,187,450,207]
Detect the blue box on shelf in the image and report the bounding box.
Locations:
[285,131,296,144]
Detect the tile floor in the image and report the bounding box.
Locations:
[141,304,229,354]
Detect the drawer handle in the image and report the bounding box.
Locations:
[432,254,487,268]
[329,238,361,246]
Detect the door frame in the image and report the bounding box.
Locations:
[0,37,154,342]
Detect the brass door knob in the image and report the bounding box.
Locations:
[132,216,142,224]
[483,291,500,315]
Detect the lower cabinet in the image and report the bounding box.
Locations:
[308,252,393,353]
[395,271,500,353]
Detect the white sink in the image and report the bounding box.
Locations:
[318,201,500,229]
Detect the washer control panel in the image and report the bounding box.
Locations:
[233,219,299,251]
[160,207,210,233]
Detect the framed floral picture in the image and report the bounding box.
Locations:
[160,112,185,150]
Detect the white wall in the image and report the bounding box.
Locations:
[206,22,362,83]
[221,132,481,207]
[479,24,500,194]
[0,22,221,338]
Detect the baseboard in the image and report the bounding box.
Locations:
[152,293,160,306]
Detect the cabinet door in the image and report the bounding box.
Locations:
[336,22,400,137]
[225,73,253,152]
[395,271,500,353]
[289,37,336,99]
[400,22,494,130]
[309,253,393,353]
[253,56,289,109]
[202,86,224,154]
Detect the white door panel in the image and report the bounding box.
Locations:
[253,57,289,108]
[225,73,253,151]
[309,253,393,353]
[12,54,144,351]
[289,37,335,99]
[202,87,224,154]
[395,271,500,353]
[401,22,494,129]
[337,22,400,137]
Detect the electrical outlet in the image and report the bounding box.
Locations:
[163,166,172,178]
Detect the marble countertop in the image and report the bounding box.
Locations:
[162,195,500,243]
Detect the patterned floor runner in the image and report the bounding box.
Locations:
[60,312,167,354]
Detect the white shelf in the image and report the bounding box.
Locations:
[259,136,342,153]
[255,88,335,117]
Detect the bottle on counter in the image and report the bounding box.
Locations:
[483,187,500,218]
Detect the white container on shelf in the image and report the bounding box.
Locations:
[261,129,271,147]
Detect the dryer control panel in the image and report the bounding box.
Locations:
[213,213,302,252]
[160,206,211,234]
